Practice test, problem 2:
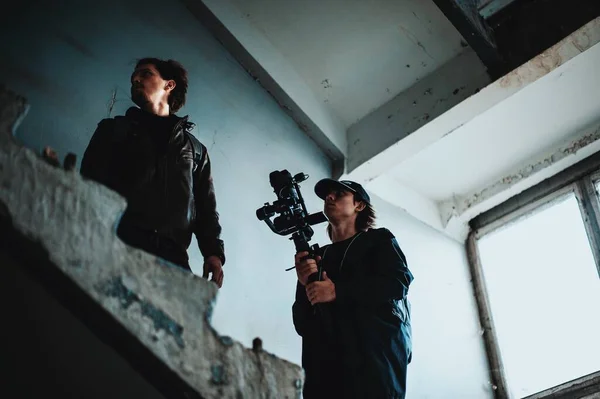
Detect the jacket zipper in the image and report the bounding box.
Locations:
[164,153,169,211]
[163,117,187,214]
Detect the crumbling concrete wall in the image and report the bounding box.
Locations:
[0,85,303,398]
[0,250,169,399]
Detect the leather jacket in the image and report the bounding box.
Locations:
[80,107,225,269]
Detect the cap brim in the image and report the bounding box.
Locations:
[314,178,356,200]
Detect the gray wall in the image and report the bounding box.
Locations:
[2,1,492,397]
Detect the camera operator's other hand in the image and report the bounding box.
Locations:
[295,251,320,286]
[306,271,336,305]
[203,255,224,288]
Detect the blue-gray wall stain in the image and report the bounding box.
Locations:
[96,277,185,349]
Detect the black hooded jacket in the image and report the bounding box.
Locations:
[293,228,413,398]
[81,107,224,269]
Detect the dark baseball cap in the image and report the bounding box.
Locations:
[314,178,371,204]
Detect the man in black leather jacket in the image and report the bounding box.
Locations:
[81,58,225,287]
[293,179,413,398]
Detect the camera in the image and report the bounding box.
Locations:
[256,170,327,261]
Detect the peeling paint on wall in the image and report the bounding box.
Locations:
[439,196,461,228]
[457,123,600,214]
[499,18,600,89]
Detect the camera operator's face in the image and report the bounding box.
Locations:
[324,189,361,220]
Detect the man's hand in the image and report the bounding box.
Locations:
[41,146,77,171]
[294,251,321,286]
[203,255,224,288]
[42,146,60,167]
[306,271,336,305]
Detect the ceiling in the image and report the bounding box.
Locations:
[191,0,600,242]
[390,53,600,203]
[371,21,600,238]
[230,0,465,127]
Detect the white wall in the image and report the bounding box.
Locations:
[370,194,493,398]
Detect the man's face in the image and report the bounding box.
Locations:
[323,188,363,221]
[130,64,174,108]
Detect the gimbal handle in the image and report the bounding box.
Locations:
[303,244,322,283]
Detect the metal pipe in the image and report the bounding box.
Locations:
[466,231,511,399]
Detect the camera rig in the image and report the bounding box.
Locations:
[256,170,327,266]
[257,170,334,335]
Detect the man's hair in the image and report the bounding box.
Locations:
[327,194,376,239]
[135,57,188,113]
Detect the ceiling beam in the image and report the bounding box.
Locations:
[440,121,600,241]
[471,126,600,231]
[347,48,489,179]
[346,18,600,188]
[364,174,445,233]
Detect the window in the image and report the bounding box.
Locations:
[477,190,600,397]
[469,161,600,398]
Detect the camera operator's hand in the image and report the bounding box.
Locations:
[203,255,224,288]
[294,251,320,286]
[306,271,336,305]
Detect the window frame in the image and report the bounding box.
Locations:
[467,151,600,399]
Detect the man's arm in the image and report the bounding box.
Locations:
[292,281,314,337]
[80,119,115,183]
[334,229,413,306]
[193,146,225,265]
[292,251,321,336]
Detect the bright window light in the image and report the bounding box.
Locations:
[478,192,600,398]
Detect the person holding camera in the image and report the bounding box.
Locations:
[80,58,225,286]
[292,179,414,398]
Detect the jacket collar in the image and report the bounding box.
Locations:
[125,106,195,133]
